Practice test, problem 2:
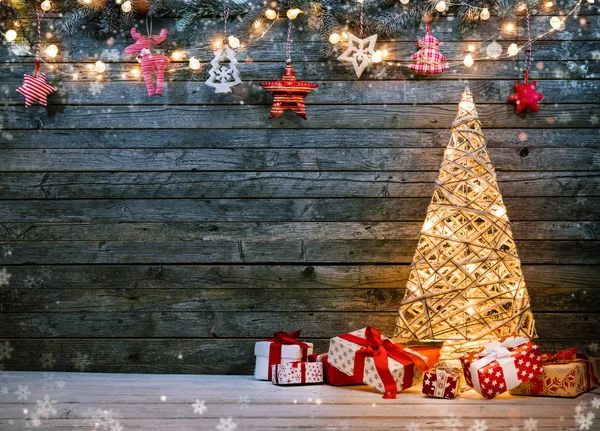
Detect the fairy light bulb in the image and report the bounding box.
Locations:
[467,44,475,52]
[545,1,553,7]
[550,16,562,29]
[400,0,409,3]
[329,32,340,44]
[265,9,277,20]
[171,50,184,61]
[115,0,122,4]
[189,57,201,70]
[507,43,519,56]
[480,8,490,20]
[40,0,52,11]
[435,1,447,12]
[94,60,106,73]
[505,22,515,32]
[463,53,474,67]
[228,35,240,48]
[286,8,301,19]
[45,44,58,58]
[121,0,132,12]
[371,50,383,63]
[130,67,141,78]
[253,20,261,29]
[5,29,17,41]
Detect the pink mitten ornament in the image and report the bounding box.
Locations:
[125,28,170,96]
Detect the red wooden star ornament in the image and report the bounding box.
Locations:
[507,72,543,114]
[260,62,318,120]
[16,73,56,107]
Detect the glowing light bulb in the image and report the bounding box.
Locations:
[265,9,277,20]
[435,1,447,12]
[400,0,409,3]
[171,50,184,60]
[94,60,106,73]
[371,50,383,63]
[286,8,301,19]
[253,20,262,29]
[130,67,141,78]
[41,0,52,11]
[382,49,388,57]
[507,43,519,56]
[505,22,515,32]
[189,57,201,70]
[4,29,17,41]
[463,53,474,67]
[480,8,490,20]
[213,40,222,48]
[329,32,340,44]
[486,41,502,59]
[550,16,562,29]
[492,206,507,217]
[467,44,475,52]
[545,1,553,7]
[45,44,58,58]
[115,0,122,4]
[228,36,240,48]
[121,0,132,12]
[587,0,595,3]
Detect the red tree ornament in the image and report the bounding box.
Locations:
[124,28,170,96]
[407,13,448,75]
[507,72,544,113]
[261,62,318,120]
[16,73,55,107]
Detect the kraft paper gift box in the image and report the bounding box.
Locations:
[271,361,324,385]
[327,326,436,398]
[460,334,543,399]
[422,362,461,399]
[308,353,364,386]
[509,348,599,397]
[254,330,313,381]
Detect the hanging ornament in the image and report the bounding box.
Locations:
[124,25,170,97]
[486,40,502,59]
[407,13,448,75]
[16,9,55,107]
[337,0,378,78]
[205,1,242,94]
[260,0,317,120]
[507,7,543,113]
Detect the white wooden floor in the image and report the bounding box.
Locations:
[0,372,598,430]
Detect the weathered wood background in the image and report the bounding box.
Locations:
[0,6,599,374]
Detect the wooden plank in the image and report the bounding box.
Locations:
[1,172,599,199]
[0,147,598,172]
[0,197,596,223]
[2,129,597,149]
[0,311,596,338]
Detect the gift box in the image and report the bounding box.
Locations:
[422,362,461,399]
[254,330,313,380]
[271,361,324,385]
[327,326,436,398]
[308,353,364,386]
[509,348,599,397]
[460,334,543,399]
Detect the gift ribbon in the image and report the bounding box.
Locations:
[469,336,529,395]
[273,361,306,385]
[265,329,310,380]
[433,362,461,398]
[339,326,430,399]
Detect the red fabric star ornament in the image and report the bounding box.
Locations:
[260,62,318,120]
[16,73,56,107]
[507,79,543,114]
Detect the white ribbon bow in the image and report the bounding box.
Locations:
[469,336,529,396]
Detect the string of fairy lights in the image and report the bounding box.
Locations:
[1,0,594,80]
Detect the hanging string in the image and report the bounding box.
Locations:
[33,8,42,77]
[286,0,292,62]
[145,15,153,37]
[359,0,364,38]
[223,0,230,44]
[523,6,532,83]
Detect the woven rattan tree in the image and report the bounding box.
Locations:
[394,87,537,359]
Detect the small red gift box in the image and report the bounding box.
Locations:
[271,361,324,385]
[460,334,543,399]
[254,330,313,381]
[422,362,461,399]
[308,353,364,386]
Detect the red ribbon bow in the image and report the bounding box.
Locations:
[265,329,310,380]
[340,326,430,399]
[540,347,578,363]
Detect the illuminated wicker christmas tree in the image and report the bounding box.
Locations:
[394,87,536,359]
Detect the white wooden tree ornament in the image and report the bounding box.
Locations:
[337,33,378,78]
[394,87,537,359]
[205,45,242,93]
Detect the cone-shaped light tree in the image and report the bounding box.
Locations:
[394,87,536,359]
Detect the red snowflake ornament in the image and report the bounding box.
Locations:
[507,77,544,113]
[16,73,55,107]
[260,62,318,120]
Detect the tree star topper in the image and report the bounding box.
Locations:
[16,73,56,107]
[205,44,242,94]
[337,33,378,78]
[507,80,543,113]
[260,62,318,120]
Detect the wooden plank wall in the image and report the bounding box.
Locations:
[0,6,599,374]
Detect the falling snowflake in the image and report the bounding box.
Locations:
[36,394,58,418]
[73,352,91,371]
[89,82,104,96]
[589,342,599,353]
[405,422,420,431]
[0,341,14,360]
[592,51,600,60]
[576,411,595,430]
[192,399,207,415]
[469,420,489,431]
[80,407,122,430]
[40,353,56,369]
[576,402,588,416]
[1,386,8,394]
[444,415,463,430]
[24,275,43,289]
[99,49,121,61]
[591,398,600,409]
[216,416,238,431]
[15,385,31,400]
[25,411,42,428]
[591,115,599,126]
[1,246,12,258]
[238,395,251,410]
[0,268,12,286]
[523,418,538,431]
